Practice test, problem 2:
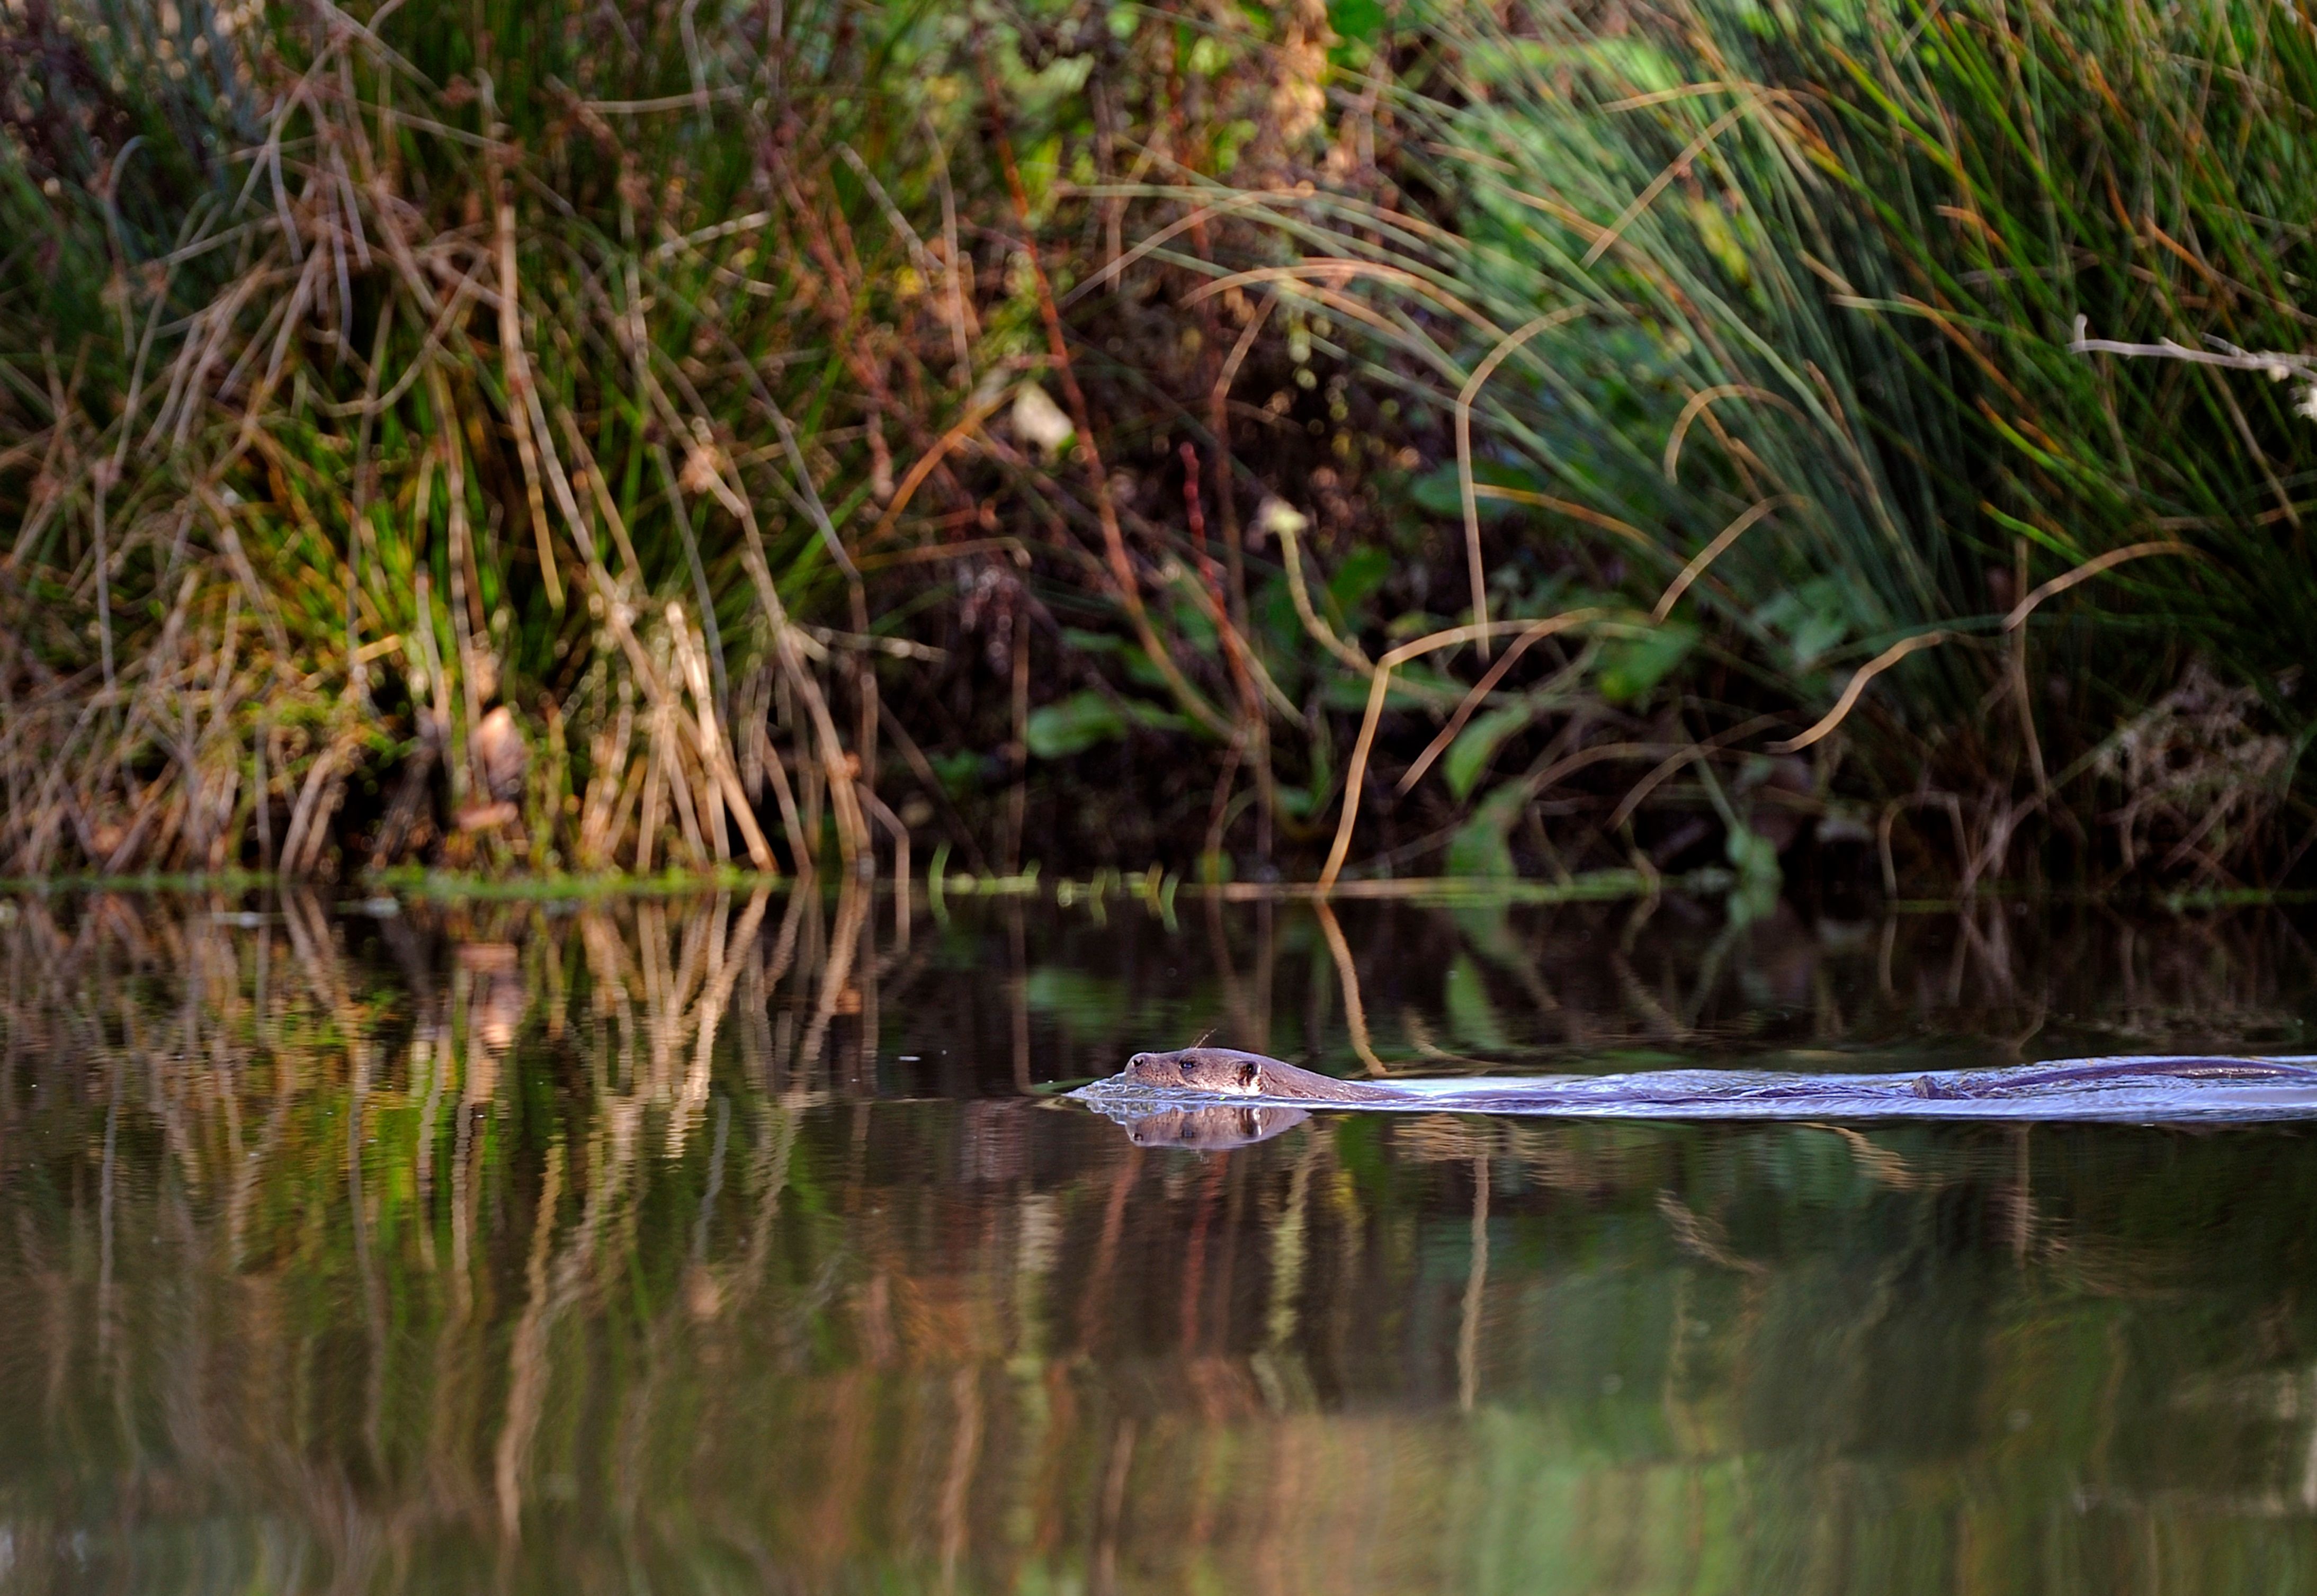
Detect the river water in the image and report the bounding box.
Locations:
[4,885,2316,1593]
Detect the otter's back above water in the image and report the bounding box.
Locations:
[1073,1049,2317,1125]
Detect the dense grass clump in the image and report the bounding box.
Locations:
[1824,0,2317,881]
[1285,0,2317,891]
[0,0,1411,884]
[2,0,2314,893]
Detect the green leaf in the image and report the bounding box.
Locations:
[1444,701,1536,800]
[1327,0,1386,44]
[930,749,982,797]
[1327,544,1393,614]
[1122,649,1170,689]
[1595,623,1697,704]
[1319,666,1461,714]
[1166,587,1219,656]
[1025,692,1128,759]
[1446,783,1528,879]
[1212,119,1260,176]
[1754,578,1857,671]
[1121,698,1190,736]
[1409,461,1548,522]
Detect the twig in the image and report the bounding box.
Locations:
[2001,541,2194,630]
[1652,495,1799,622]
[1456,311,1582,658]
[1312,899,1386,1075]
[1320,613,1600,892]
[1773,630,1955,754]
[2067,325,2313,375]
[1398,610,1608,794]
[977,48,1232,742]
[1272,517,1373,676]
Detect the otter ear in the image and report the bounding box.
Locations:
[1239,1062,1262,1093]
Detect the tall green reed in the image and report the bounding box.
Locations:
[1203,0,2317,889]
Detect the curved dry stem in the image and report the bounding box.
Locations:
[1581,101,1754,267]
[1529,740,1682,804]
[1319,613,1599,892]
[1606,713,1787,832]
[866,385,1012,550]
[2002,540,2194,631]
[1064,190,1277,303]
[1772,630,1955,754]
[1469,485,1663,555]
[1397,607,1611,795]
[1274,522,1374,676]
[1182,261,1501,339]
[1456,310,1583,660]
[1651,494,1799,622]
[1212,290,1277,410]
[1661,383,1800,481]
[1311,899,1386,1075]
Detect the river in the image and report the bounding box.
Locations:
[2,885,2313,1593]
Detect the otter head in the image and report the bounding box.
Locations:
[1125,1047,1267,1097]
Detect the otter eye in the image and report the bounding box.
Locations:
[1239,1063,1262,1091]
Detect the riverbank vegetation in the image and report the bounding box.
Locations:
[4,0,2313,893]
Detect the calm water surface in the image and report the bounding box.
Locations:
[5,886,2317,1593]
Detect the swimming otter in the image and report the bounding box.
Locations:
[1121,1047,1404,1103]
[1079,1047,2317,1122]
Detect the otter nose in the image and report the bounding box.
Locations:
[1128,1052,1151,1069]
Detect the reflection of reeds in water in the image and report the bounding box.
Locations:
[1276,894,2317,1075]
[1,894,2316,1592]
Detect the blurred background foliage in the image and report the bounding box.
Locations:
[4,0,2315,893]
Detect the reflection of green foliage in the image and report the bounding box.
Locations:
[1723,824,1783,927]
[1022,965,1133,1019]
[5,898,2317,1592]
[1444,954,1512,1053]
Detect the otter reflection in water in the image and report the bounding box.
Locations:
[1071,1046,2317,1125]
[1099,1101,1311,1150]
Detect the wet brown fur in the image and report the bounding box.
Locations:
[1122,1047,1406,1104]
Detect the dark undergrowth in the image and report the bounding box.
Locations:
[2,0,2313,898]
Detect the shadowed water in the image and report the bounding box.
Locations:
[5,886,2317,1593]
